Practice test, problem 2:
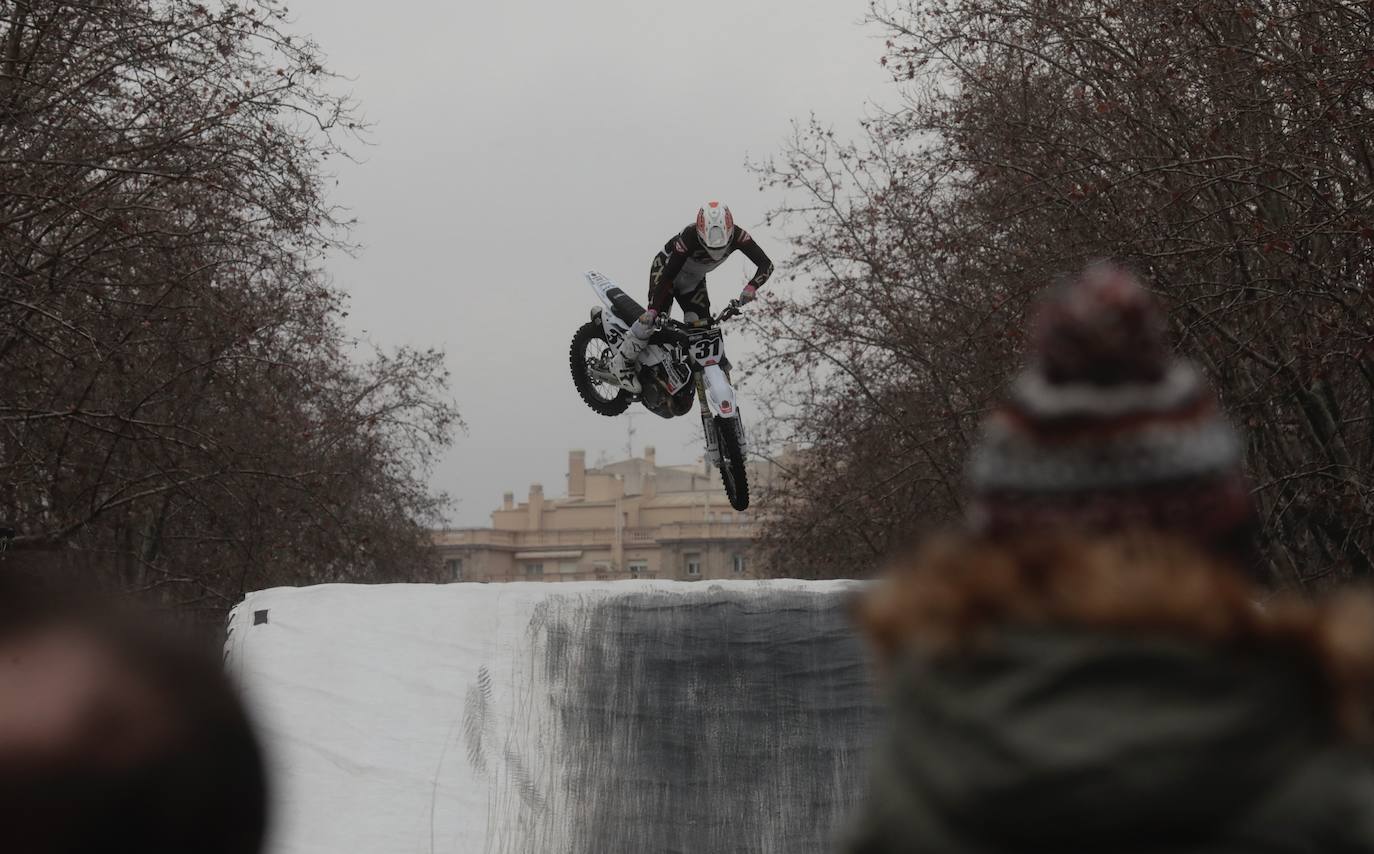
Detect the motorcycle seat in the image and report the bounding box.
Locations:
[604,286,647,326]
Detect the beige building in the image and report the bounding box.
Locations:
[432,447,786,582]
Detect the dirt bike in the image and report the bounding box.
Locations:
[569,270,750,511]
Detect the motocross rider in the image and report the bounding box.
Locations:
[612,202,774,387]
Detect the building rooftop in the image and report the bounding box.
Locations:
[429,445,797,583]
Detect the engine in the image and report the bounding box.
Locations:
[638,353,696,419]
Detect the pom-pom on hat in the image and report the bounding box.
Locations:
[967,263,1255,557]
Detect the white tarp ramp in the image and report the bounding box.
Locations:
[225,580,878,854]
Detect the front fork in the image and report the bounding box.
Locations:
[697,374,720,466]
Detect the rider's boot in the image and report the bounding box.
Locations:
[611,311,655,393]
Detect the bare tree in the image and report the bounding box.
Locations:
[755,0,1374,587]
[1,0,458,616]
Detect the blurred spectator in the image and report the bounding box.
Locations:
[0,579,267,854]
[849,264,1374,852]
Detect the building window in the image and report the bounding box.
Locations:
[628,560,648,579]
[732,554,747,575]
[446,558,464,581]
[685,554,701,578]
[524,563,544,577]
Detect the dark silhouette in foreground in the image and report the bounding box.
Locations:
[848,264,1374,852]
[0,579,267,854]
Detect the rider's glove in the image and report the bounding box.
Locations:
[739,284,758,303]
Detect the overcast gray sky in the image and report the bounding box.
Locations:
[286,0,891,526]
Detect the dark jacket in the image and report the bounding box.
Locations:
[849,627,1374,853]
[649,225,773,313]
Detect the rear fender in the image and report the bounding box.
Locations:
[584,270,620,312]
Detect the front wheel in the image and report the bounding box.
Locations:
[570,320,631,416]
[714,416,749,511]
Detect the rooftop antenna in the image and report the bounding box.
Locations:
[624,411,638,460]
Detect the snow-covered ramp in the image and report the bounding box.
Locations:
[225,580,878,854]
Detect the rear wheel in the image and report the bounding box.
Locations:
[570,320,631,416]
[715,416,750,511]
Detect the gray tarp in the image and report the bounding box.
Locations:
[225,580,878,854]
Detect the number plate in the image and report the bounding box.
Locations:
[688,327,723,366]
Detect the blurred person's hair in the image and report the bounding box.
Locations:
[861,530,1374,739]
[0,575,268,854]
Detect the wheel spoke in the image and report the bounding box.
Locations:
[571,321,631,416]
[584,340,619,400]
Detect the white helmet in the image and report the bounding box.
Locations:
[696,201,735,260]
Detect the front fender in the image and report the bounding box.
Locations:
[701,365,737,419]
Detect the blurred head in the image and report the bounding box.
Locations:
[965,262,1258,573]
[0,582,267,854]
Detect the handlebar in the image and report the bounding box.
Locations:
[715,299,743,324]
[658,299,744,332]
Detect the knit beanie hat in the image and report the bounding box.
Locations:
[966,263,1255,556]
